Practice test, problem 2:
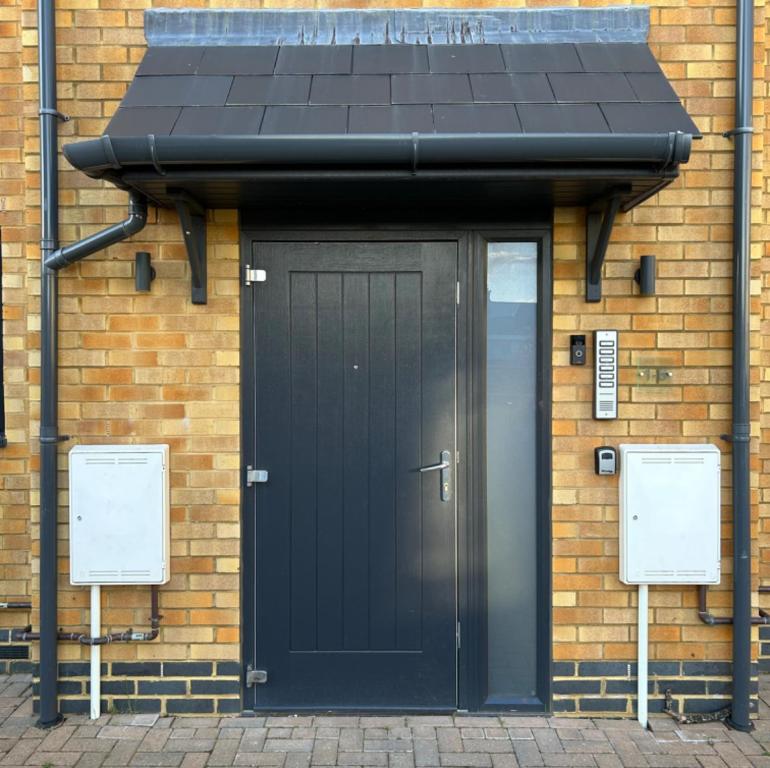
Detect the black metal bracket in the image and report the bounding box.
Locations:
[170,190,207,305]
[585,190,624,303]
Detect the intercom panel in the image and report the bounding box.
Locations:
[594,330,618,419]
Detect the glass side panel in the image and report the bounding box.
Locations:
[486,241,538,701]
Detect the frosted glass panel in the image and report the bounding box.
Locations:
[486,241,538,700]
[487,242,537,304]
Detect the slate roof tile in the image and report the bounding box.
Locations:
[391,74,473,104]
[228,75,311,106]
[353,45,429,75]
[122,75,233,108]
[500,44,582,73]
[470,73,554,103]
[106,106,182,136]
[136,47,205,76]
[575,43,660,73]
[309,75,390,106]
[626,72,679,102]
[197,46,279,75]
[517,103,610,133]
[427,45,505,74]
[433,104,521,134]
[548,73,637,103]
[172,106,265,135]
[275,45,353,74]
[348,105,434,134]
[261,105,348,135]
[600,102,701,135]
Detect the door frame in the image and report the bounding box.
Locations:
[239,220,552,713]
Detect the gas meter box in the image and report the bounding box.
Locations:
[619,444,720,585]
[69,444,170,585]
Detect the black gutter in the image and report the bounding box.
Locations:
[63,132,693,177]
[37,0,62,729]
[727,0,754,733]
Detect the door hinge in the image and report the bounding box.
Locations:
[244,265,266,285]
[245,665,268,687]
[246,466,269,487]
[456,621,461,649]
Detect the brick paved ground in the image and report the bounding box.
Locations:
[1,674,770,768]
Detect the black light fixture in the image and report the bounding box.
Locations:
[634,254,656,296]
[135,251,156,292]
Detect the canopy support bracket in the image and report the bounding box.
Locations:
[171,190,207,305]
[585,191,623,303]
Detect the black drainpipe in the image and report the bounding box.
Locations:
[36,0,148,727]
[728,0,754,733]
[37,0,62,729]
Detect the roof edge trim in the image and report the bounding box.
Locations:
[63,132,691,179]
[144,7,649,47]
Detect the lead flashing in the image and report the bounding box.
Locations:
[145,7,649,47]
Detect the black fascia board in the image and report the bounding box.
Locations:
[63,131,692,179]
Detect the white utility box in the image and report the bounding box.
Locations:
[619,444,721,585]
[69,444,170,585]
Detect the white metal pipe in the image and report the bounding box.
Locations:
[637,584,648,729]
[90,585,100,720]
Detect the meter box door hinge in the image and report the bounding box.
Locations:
[244,265,266,286]
[245,665,268,687]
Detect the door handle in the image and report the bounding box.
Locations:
[418,450,452,502]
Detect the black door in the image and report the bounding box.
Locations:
[247,240,457,710]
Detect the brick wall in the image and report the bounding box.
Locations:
[0,0,767,716]
[0,0,31,664]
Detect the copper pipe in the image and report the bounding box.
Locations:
[13,586,161,645]
[697,585,769,626]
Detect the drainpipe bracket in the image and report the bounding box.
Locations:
[39,432,70,444]
[38,108,69,122]
[720,434,751,443]
[722,126,754,139]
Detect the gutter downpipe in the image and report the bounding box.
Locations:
[37,0,62,729]
[37,0,148,727]
[728,0,754,733]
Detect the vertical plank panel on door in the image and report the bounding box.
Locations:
[316,273,345,651]
[289,272,318,651]
[368,273,397,650]
[342,272,370,650]
[395,271,423,651]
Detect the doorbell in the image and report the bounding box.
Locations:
[570,335,586,366]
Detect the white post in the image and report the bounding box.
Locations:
[90,585,101,720]
[637,583,648,729]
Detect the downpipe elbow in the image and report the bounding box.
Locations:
[123,194,148,237]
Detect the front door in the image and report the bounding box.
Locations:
[247,240,458,710]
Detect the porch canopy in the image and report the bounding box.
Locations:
[62,9,699,215]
